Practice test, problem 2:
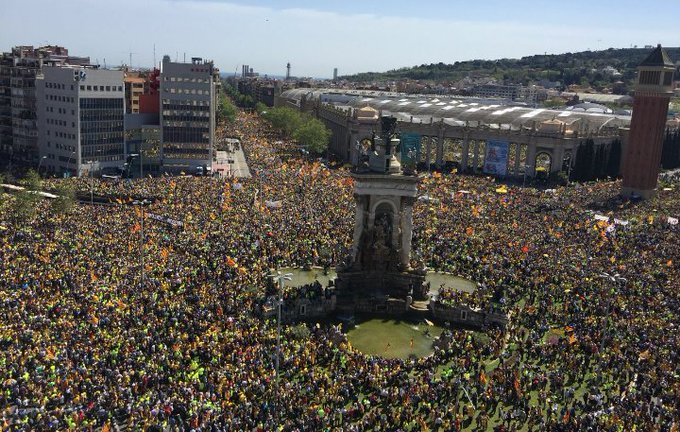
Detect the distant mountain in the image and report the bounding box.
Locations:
[340,47,680,88]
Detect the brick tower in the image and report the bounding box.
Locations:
[621,45,676,199]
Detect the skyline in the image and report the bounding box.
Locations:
[2,0,679,78]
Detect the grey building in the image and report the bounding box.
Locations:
[0,45,89,167]
[36,66,125,176]
[159,55,217,174]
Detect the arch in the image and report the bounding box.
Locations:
[371,199,398,218]
[442,138,463,169]
[535,151,553,176]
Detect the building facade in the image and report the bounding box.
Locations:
[36,66,125,176]
[159,55,218,174]
[621,45,676,198]
[0,45,89,167]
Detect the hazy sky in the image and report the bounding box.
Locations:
[2,0,678,78]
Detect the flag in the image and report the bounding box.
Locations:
[569,334,577,345]
[480,370,487,385]
[131,223,141,233]
[521,245,529,254]
[226,257,237,268]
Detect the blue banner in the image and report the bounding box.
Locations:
[400,133,421,165]
[483,140,509,176]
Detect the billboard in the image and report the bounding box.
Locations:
[483,139,509,176]
[400,133,421,165]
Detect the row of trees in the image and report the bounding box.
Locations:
[1,170,76,223]
[257,105,331,155]
[661,129,680,169]
[570,139,622,182]
[222,83,257,110]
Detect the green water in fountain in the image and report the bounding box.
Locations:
[346,319,444,359]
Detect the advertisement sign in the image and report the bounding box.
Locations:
[400,133,421,165]
[483,140,509,176]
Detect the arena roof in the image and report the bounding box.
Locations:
[280,88,631,133]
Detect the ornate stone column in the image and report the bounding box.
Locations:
[461,136,470,171]
[400,197,415,269]
[350,194,366,262]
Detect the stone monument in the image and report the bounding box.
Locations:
[335,116,428,315]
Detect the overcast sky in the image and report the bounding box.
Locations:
[2,0,678,78]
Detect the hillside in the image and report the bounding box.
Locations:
[341,47,680,88]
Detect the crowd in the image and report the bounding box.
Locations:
[1,110,679,431]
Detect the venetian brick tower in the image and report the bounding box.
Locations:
[621,45,676,199]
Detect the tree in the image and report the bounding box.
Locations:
[262,107,303,138]
[293,118,331,155]
[217,94,237,123]
[51,182,76,215]
[21,169,42,191]
[606,139,622,178]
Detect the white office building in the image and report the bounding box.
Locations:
[160,55,217,174]
[36,66,125,176]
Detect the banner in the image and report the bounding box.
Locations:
[400,133,421,165]
[483,140,509,176]
[147,213,184,227]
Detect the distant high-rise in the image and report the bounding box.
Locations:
[160,55,218,174]
[333,68,338,81]
[36,65,125,177]
[621,45,676,199]
[286,62,291,80]
[241,64,249,79]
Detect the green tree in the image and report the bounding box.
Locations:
[51,181,77,215]
[217,94,238,123]
[293,118,331,155]
[21,169,42,191]
[262,107,303,138]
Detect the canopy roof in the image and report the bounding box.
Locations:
[280,88,631,133]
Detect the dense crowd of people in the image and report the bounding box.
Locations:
[1,110,679,431]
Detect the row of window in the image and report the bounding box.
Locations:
[46,118,75,128]
[163,87,210,95]
[45,82,74,90]
[164,76,211,83]
[79,85,123,92]
[162,101,211,110]
[79,98,123,109]
[46,94,75,103]
[45,106,75,115]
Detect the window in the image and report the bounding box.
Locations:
[87,85,92,91]
[106,86,111,91]
[80,85,84,90]
[118,86,122,91]
[639,70,661,85]
[664,72,673,86]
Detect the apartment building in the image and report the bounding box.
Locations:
[36,66,125,176]
[0,45,89,166]
[159,55,218,173]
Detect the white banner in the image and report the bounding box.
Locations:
[147,213,184,227]
[265,200,282,209]
[668,217,678,225]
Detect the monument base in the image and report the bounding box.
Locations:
[620,186,655,200]
[334,269,428,316]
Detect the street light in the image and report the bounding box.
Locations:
[86,160,95,205]
[598,271,627,352]
[37,156,47,177]
[267,270,292,421]
[66,151,76,178]
[129,153,142,179]
[132,199,151,290]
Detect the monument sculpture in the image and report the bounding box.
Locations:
[335,116,429,315]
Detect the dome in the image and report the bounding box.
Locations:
[566,102,613,114]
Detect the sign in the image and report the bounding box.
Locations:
[400,133,421,165]
[147,212,184,227]
[483,140,509,176]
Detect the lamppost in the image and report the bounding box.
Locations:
[129,153,142,179]
[132,199,151,289]
[86,160,95,205]
[268,271,292,422]
[523,164,533,187]
[66,151,76,178]
[37,156,47,177]
[598,271,626,352]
